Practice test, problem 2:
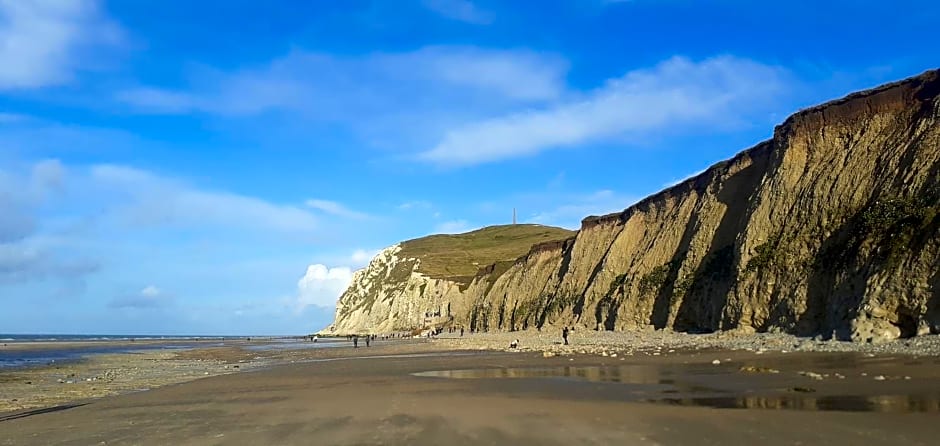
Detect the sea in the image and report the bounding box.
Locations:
[0,334,301,370]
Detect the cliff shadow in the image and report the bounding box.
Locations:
[801,217,868,338]
[573,229,623,324]
[929,262,940,334]
[647,212,698,330]
[672,147,769,332]
[537,239,576,329]
[802,181,940,339]
[600,297,622,330]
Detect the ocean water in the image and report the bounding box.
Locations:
[0,335,347,370]
[0,334,242,342]
[0,334,245,370]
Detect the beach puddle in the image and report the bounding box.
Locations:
[414,365,676,384]
[651,394,940,413]
[415,366,940,413]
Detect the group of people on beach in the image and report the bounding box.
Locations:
[509,326,572,349]
[350,334,380,348]
[341,325,571,350]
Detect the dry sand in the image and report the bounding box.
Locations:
[2,336,940,445]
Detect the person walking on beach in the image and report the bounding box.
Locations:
[460,327,464,337]
[365,336,371,347]
[353,336,359,348]
[562,326,569,345]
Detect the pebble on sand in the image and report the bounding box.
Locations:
[799,371,824,380]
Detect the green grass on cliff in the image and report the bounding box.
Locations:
[399,224,575,281]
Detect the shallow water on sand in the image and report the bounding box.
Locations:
[414,365,940,413]
[651,393,940,412]
[0,343,202,369]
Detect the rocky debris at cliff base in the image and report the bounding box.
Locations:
[431,330,940,357]
[739,365,780,374]
[799,371,825,380]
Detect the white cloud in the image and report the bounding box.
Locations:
[114,88,199,113]
[0,243,99,284]
[116,46,566,117]
[305,199,370,220]
[398,200,433,210]
[420,55,789,166]
[31,159,66,192]
[0,159,99,284]
[0,159,65,243]
[381,48,554,104]
[295,264,353,311]
[0,0,122,89]
[90,164,318,235]
[116,74,311,116]
[109,284,172,309]
[434,220,472,234]
[378,46,567,101]
[0,182,36,243]
[421,0,493,24]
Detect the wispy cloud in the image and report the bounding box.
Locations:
[421,0,493,24]
[378,47,566,101]
[0,243,99,284]
[91,164,319,235]
[116,46,566,119]
[0,159,99,284]
[109,285,173,309]
[397,200,433,211]
[420,56,790,166]
[305,199,370,220]
[0,0,122,90]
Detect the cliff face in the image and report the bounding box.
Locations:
[326,245,467,334]
[323,225,574,334]
[324,69,940,343]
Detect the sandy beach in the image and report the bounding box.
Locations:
[0,337,420,413]
[2,333,940,445]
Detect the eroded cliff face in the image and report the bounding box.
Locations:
[325,69,940,343]
[324,245,468,334]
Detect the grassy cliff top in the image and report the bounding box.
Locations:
[399,224,575,280]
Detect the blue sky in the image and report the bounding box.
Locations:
[1,0,937,335]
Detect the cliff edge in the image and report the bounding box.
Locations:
[324,69,940,343]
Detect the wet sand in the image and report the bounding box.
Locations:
[0,338,416,413]
[3,342,940,445]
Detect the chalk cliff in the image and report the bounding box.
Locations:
[323,69,940,343]
[323,225,575,334]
